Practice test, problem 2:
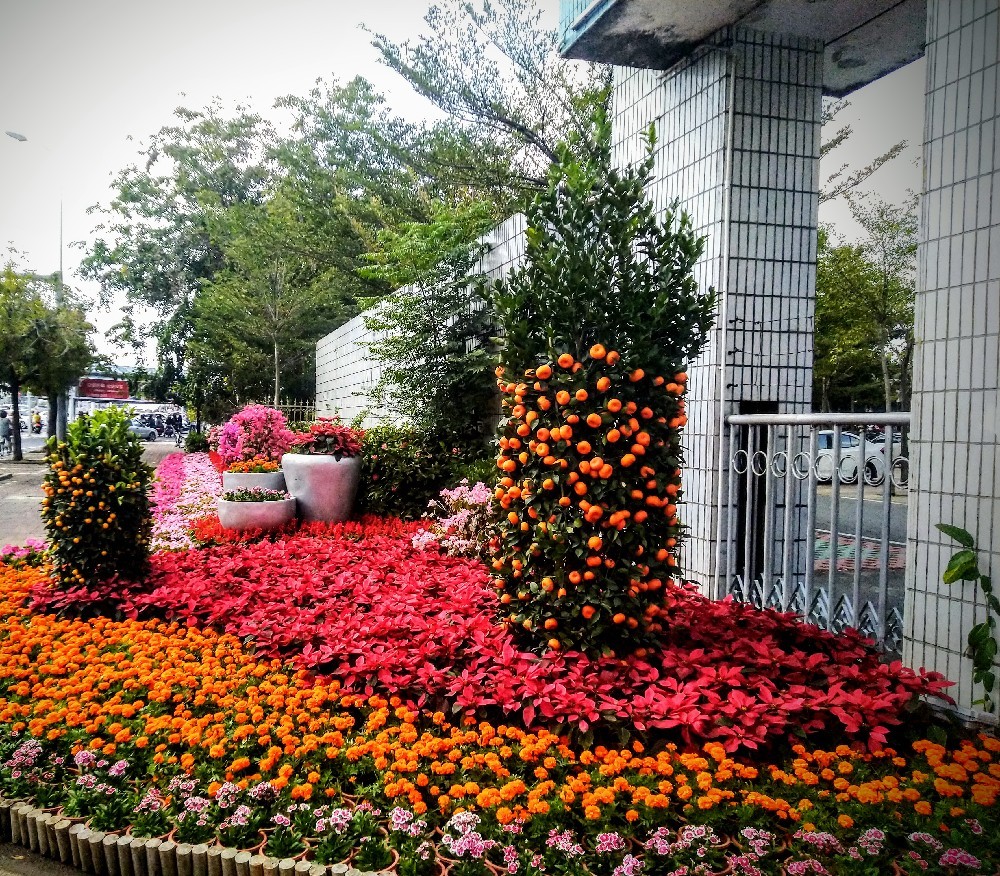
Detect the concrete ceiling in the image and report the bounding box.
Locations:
[561,0,927,96]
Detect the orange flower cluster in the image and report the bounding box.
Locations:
[1,562,998,840]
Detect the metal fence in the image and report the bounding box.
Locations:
[247,399,316,425]
[717,413,911,654]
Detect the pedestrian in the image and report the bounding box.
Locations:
[0,410,12,455]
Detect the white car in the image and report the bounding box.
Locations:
[815,430,889,485]
[127,420,158,441]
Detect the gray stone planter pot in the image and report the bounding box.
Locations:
[281,453,361,523]
[221,470,286,492]
[217,497,296,531]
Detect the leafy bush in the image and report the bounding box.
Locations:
[357,424,489,520]
[412,480,494,559]
[209,405,295,467]
[290,417,364,458]
[487,110,715,654]
[221,488,290,503]
[41,408,153,589]
[184,429,211,453]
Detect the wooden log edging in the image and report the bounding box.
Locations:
[0,800,396,876]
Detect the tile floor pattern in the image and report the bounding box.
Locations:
[813,531,906,572]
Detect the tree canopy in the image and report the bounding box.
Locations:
[814,195,917,411]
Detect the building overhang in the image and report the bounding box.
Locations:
[559,0,927,96]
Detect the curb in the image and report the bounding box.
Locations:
[0,800,375,876]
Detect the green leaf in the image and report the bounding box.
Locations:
[943,550,979,584]
[936,523,975,547]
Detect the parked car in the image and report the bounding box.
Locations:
[815,430,889,485]
[127,419,158,441]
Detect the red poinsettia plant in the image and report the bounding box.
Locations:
[290,418,364,459]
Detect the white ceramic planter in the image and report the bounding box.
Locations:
[217,497,296,531]
[281,453,361,522]
[221,471,286,492]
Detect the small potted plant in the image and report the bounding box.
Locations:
[214,781,266,849]
[644,824,731,875]
[59,751,134,832]
[281,418,365,523]
[127,788,171,840]
[389,807,437,876]
[438,812,501,876]
[222,457,286,492]
[211,405,296,484]
[264,812,309,860]
[217,487,296,531]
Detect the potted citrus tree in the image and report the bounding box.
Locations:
[281,418,365,522]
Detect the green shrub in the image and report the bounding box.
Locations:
[357,424,490,520]
[184,428,211,453]
[41,408,153,589]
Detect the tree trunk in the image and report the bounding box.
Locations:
[47,395,58,439]
[10,373,22,461]
[880,350,893,412]
[821,377,831,413]
[273,339,280,408]
[899,335,914,411]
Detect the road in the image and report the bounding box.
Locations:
[814,483,908,544]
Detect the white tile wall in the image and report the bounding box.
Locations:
[611,28,823,592]
[905,0,1000,715]
[314,215,528,427]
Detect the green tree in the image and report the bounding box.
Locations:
[80,101,276,380]
[361,200,498,441]
[0,267,44,460]
[813,195,917,411]
[488,111,715,654]
[23,299,96,437]
[369,0,610,210]
[194,187,367,407]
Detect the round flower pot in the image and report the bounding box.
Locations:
[222,471,286,492]
[280,454,361,523]
[217,497,296,531]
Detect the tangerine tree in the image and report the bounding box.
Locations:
[486,112,716,654]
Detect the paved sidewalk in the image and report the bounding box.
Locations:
[0,843,76,876]
[0,460,47,548]
[0,442,178,549]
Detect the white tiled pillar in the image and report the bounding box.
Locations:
[905,0,1000,716]
[611,28,822,591]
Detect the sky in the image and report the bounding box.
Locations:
[0,0,923,365]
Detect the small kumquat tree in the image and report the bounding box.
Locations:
[41,407,153,590]
[487,110,715,654]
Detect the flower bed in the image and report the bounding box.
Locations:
[149,452,222,552]
[31,518,950,753]
[23,453,954,754]
[2,563,999,873]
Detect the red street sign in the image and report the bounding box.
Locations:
[78,378,130,399]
